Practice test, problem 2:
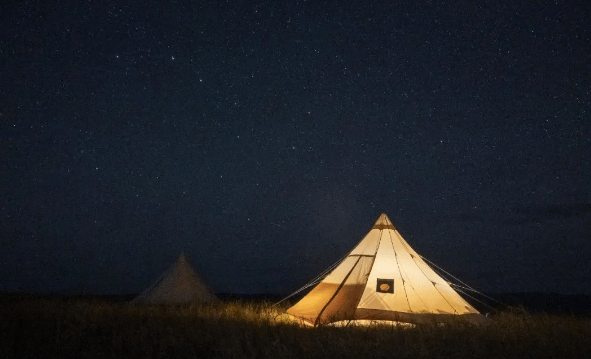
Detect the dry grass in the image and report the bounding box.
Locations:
[1,296,590,358]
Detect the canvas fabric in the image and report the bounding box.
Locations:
[287,214,483,326]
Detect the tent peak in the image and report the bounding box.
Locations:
[373,213,395,230]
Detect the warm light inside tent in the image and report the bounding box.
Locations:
[286,213,485,326]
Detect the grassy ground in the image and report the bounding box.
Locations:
[1,296,590,358]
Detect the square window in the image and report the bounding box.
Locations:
[376,278,394,294]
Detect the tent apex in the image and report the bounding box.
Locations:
[373,213,394,230]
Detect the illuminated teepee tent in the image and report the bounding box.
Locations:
[134,253,218,304]
[286,213,485,326]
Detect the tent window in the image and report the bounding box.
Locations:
[376,278,394,294]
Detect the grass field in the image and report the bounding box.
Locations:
[1,295,590,358]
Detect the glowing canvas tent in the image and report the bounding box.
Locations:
[286,213,485,326]
[133,253,218,304]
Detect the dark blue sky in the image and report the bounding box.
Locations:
[2,1,590,296]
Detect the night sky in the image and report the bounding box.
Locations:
[2,1,590,297]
